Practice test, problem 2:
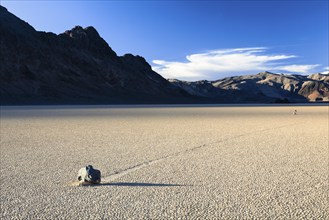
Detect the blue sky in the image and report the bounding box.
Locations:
[1,0,328,80]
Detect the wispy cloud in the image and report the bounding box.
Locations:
[274,64,319,73]
[152,47,320,81]
[321,66,329,74]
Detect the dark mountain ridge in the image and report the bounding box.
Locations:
[1,6,328,105]
[0,6,192,104]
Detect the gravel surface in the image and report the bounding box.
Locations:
[0,105,328,219]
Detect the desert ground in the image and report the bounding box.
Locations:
[0,105,328,219]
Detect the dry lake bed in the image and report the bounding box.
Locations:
[0,105,328,219]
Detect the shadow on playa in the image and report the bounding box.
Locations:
[99,182,186,187]
[79,182,187,187]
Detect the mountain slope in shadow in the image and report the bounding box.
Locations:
[0,6,192,105]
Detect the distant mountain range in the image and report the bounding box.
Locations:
[1,6,328,105]
[170,72,329,103]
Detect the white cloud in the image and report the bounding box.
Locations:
[320,66,329,74]
[274,64,320,74]
[152,47,320,81]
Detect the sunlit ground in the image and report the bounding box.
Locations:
[0,105,328,219]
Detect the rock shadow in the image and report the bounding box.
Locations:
[101,182,185,187]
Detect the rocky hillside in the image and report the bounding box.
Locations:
[1,6,328,104]
[170,72,329,103]
[0,6,191,105]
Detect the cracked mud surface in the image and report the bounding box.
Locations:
[1,105,328,219]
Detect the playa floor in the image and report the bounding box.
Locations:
[0,105,328,219]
